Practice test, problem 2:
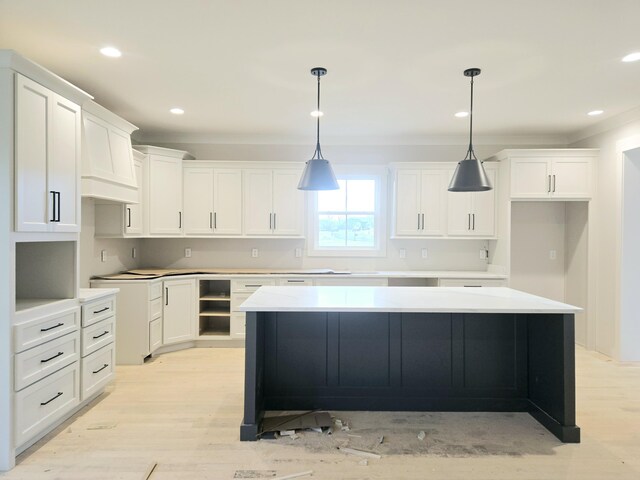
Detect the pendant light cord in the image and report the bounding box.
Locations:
[313,72,324,160]
[466,74,477,161]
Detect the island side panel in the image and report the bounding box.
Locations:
[240,311,266,441]
[527,313,580,443]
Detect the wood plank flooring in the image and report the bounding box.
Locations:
[1,346,639,479]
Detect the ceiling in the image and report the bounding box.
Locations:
[1,0,640,144]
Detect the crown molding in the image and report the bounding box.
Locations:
[567,105,640,145]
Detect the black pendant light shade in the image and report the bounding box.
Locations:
[298,67,339,191]
[448,68,493,192]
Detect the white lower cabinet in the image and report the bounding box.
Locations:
[163,279,196,345]
[15,362,80,448]
[149,317,163,352]
[81,343,115,401]
[230,313,247,339]
[438,278,507,287]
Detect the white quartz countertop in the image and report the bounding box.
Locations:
[239,286,581,314]
[79,287,119,303]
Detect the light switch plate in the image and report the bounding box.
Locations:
[100,250,107,263]
[295,248,302,258]
[185,248,192,258]
[549,250,557,260]
[252,248,259,258]
[399,248,406,259]
[421,248,428,259]
[132,247,136,259]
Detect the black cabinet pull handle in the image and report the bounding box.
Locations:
[165,287,169,306]
[421,213,424,230]
[40,351,64,363]
[92,331,109,340]
[472,213,475,230]
[553,174,556,192]
[50,191,57,222]
[269,213,272,230]
[273,213,276,230]
[57,192,61,222]
[127,207,132,227]
[214,212,217,229]
[41,322,64,332]
[93,307,109,314]
[417,213,420,230]
[179,211,182,228]
[92,364,109,374]
[287,280,305,283]
[245,284,262,288]
[548,175,551,193]
[209,212,213,229]
[40,391,63,406]
[468,213,471,230]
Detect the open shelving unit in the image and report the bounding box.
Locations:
[198,279,231,336]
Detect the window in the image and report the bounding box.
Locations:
[308,169,386,257]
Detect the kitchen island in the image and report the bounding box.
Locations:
[239,286,581,443]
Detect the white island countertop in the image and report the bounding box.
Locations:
[239,286,581,314]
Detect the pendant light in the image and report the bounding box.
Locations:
[298,67,339,191]
[448,68,492,192]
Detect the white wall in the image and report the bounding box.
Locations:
[79,198,141,286]
[571,118,640,358]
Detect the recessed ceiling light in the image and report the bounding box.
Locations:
[454,111,469,118]
[310,110,324,117]
[587,110,604,116]
[622,52,640,63]
[170,108,185,115]
[99,46,122,58]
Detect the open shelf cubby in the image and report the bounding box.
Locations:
[199,279,231,336]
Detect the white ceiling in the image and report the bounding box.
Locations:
[1,0,640,144]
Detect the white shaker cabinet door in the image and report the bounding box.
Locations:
[213,169,243,235]
[124,158,143,235]
[162,279,195,345]
[183,166,214,235]
[15,74,50,232]
[49,94,81,232]
[149,155,183,235]
[394,170,422,236]
[272,170,304,236]
[511,158,552,198]
[420,170,446,236]
[551,158,592,198]
[447,190,472,236]
[469,169,496,237]
[243,169,273,235]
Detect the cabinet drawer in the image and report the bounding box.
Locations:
[150,282,163,300]
[277,278,313,286]
[150,298,162,319]
[231,292,253,312]
[149,317,162,353]
[82,297,115,327]
[14,307,80,353]
[231,313,246,339]
[81,316,115,357]
[81,344,115,401]
[15,331,80,391]
[231,278,276,293]
[15,362,80,447]
[438,278,507,287]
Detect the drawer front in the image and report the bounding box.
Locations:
[81,344,115,401]
[149,317,163,353]
[14,307,80,353]
[15,331,80,391]
[15,362,80,447]
[438,278,508,287]
[82,297,115,327]
[313,277,388,286]
[150,298,162,319]
[230,313,246,339]
[82,316,115,357]
[149,282,163,300]
[231,278,276,293]
[277,278,313,286]
[231,292,253,312]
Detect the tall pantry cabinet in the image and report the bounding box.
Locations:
[0,51,93,470]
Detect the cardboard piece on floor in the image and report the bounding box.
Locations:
[261,411,333,434]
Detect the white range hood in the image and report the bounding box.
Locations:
[81,100,139,203]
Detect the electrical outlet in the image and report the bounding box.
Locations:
[421,248,428,259]
[549,250,557,260]
[100,250,107,263]
[399,248,406,259]
[185,247,192,258]
[131,247,136,259]
[295,247,302,258]
[252,248,259,258]
[480,249,487,260]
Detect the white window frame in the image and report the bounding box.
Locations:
[307,165,387,257]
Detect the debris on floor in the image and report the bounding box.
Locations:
[233,470,277,479]
[418,430,426,441]
[142,462,158,480]
[272,470,313,480]
[261,411,333,437]
[358,459,369,466]
[376,435,385,445]
[338,447,382,459]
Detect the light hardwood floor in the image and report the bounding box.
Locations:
[2,346,639,479]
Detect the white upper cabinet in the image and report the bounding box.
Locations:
[81,100,138,204]
[135,146,193,236]
[183,165,243,236]
[15,74,81,233]
[394,169,446,237]
[244,168,304,236]
[124,153,144,235]
[501,149,596,200]
[447,166,496,237]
